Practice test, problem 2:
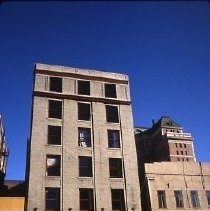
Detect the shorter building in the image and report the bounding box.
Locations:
[142,162,210,211]
[0,113,9,188]
[135,116,195,163]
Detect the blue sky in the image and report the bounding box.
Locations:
[0,2,210,180]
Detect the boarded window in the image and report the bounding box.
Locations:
[49,100,62,119]
[78,103,91,121]
[108,130,120,148]
[106,105,119,123]
[78,80,90,95]
[78,128,91,147]
[46,155,61,176]
[105,83,117,98]
[79,156,92,177]
[45,187,60,211]
[48,125,61,145]
[79,188,94,211]
[109,158,122,178]
[50,77,62,92]
[111,189,125,211]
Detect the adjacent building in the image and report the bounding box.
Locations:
[25,63,141,211]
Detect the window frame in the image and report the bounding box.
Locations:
[106,105,119,123]
[109,158,123,178]
[46,155,61,177]
[45,187,60,211]
[111,189,125,211]
[107,130,120,148]
[157,190,167,208]
[105,83,117,98]
[78,127,91,147]
[174,190,184,208]
[48,125,61,145]
[48,100,62,119]
[79,156,93,177]
[78,80,90,96]
[78,102,91,121]
[79,188,94,211]
[49,77,62,93]
[190,190,200,208]
[206,190,210,207]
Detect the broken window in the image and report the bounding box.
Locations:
[49,100,62,119]
[157,190,167,208]
[78,103,91,121]
[174,190,184,208]
[105,83,117,98]
[111,189,125,211]
[109,158,122,178]
[79,156,92,177]
[50,77,62,93]
[45,187,60,211]
[108,130,120,148]
[48,125,61,145]
[78,80,90,95]
[46,155,61,176]
[106,105,119,123]
[190,191,200,208]
[79,188,94,211]
[78,128,91,147]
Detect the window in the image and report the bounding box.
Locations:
[111,189,125,211]
[206,191,210,206]
[50,77,62,92]
[180,143,182,148]
[175,143,178,147]
[185,151,188,155]
[186,158,189,161]
[48,125,61,145]
[174,190,184,208]
[106,105,119,123]
[177,158,180,161]
[45,187,60,211]
[79,188,94,211]
[105,83,117,98]
[78,80,90,95]
[49,100,62,119]
[184,144,187,148]
[157,190,167,208]
[78,103,91,121]
[79,156,92,177]
[109,158,122,178]
[108,130,120,148]
[46,155,61,176]
[181,151,183,155]
[176,151,179,155]
[190,191,200,208]
[78,128,91,147]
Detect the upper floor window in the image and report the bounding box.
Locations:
[111,189,125,211]
[50,77,62,93]
[106,105,119,123]
[46,155,61,176]
[48,125,61,145]
[78,127,91,147]
[78,103,91,121]
[78,80,90,95]
[105,83,117,98]
[206,190,210,207]
[49,100,62,119]
[174,190,184,208]
[108,130,120,148]
[190,191,200,208]
[79,156,92,177]
[109,158,123,178]
[157,190,167,208]
[79,188,94,211]
[45,187,60,211]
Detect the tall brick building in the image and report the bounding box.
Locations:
[25,63,141,211]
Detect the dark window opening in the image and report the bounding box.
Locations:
[105,83,117,98]
[45,187,60,211]
[184,144,187,148]
[46,155,61,176]
[79,156,92,177]
[157,190,167,208]
[78,103,91,121]
[175,143,178,147]
[49,100,62,119]
[176,151,179,155]
[108,130,120,148]
[180,143,182,148]
[111,189,125,211]
[50,77,62,93]
[78,128,91,147]
[174,190,184,208]
[106,105,119,123]
[206,191,210,206]
[190,191,200,208]
[109,158,122,178]
[48,125,61,145]
[78,80,90,95]
[80,188,94,211]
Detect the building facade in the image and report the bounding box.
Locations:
[0,113,8,188]
[26,63,141,211]
[143,162,210,211]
